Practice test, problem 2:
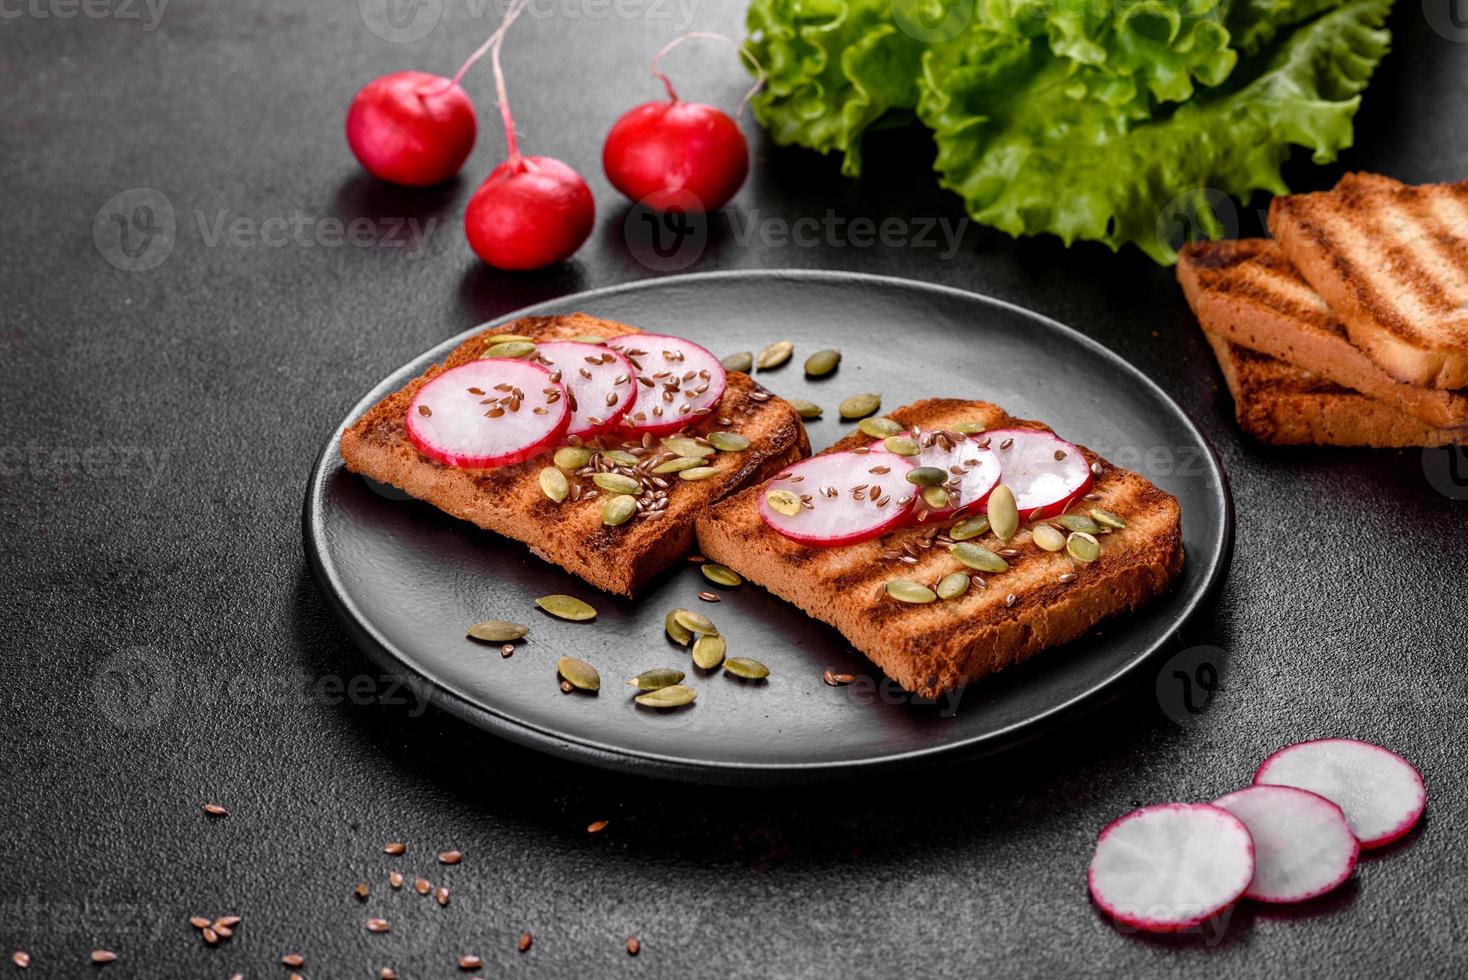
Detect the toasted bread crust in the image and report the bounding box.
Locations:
[695,400,1184,699]
[1269,174,1468,389]
[1177,238,1468,429]
[1202,331,1464,447]
[340,314,809,597]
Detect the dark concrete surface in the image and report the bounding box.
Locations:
[1,1,1464,977]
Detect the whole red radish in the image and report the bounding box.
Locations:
[346,71,476,187]
[603,32,759,213]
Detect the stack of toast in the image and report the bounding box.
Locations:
[1178,173,1468,447]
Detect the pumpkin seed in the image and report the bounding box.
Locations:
[627,668,685,691]
[987,484,1019,542]
[1091,508,1127,530]
[840,393,882,420]
[601,494,637,526]
[788,398,823,420]
[765,489,802,517]
[692,633,727,670]
[678,466,721,481]
[634,684,697,708]
[1031,524,1067,552]
[665,608,694,645]
[485,333,533,344]
[921,486,950,509]
[662,437,714,458]
[700,563,742,587]
[950,542,1009,573]
[1067,531,1101,563]
[567,334,605,344]
[673,609,718,636]
[602,449,639,467]
[936,571,970,600]
[708,431,750,452]
[556,656,600,691]
[536,594,597,621]
[467,620,529,643]
[857,415,902,437]
[1058,514,1103,535]
[756,340,794,370]
[883,435,920,456]
[886,579,937,603]
[593,472,641,495]
[950,515,990,541]
[539,467,569,503]
[554,446,593,470]
[722,351,754,373]
[954,421,986,434]
[804,349,841,377]
[483,341,536,359]
[724,657,770,680]
[906,466,947,486]
[652,456,706,475]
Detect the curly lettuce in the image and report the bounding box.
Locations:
[744,0,1395,263]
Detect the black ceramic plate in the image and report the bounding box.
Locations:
[305,271,1231,783]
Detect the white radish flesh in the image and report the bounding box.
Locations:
[606,333,727,437]
[532,341,639,438]
[1213,785,1359,903]
[758,451,916,546]
[982,428,1092,520]
[1253,738,1427,848]
[868,430,1001,520]
[1088,803,1255,933]
[406,359,568,469]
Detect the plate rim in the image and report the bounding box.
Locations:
[303,269,1234,783]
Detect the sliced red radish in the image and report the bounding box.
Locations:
[758,451,916,546]
[406,359,567,468]
[1253,738,1426,848]
[531,341,638,438]
[1087,803,1254,933]
[867,429,1001,519]
[1212,785,1359,903]
[982,428,1092,520]
[605,334,726,437]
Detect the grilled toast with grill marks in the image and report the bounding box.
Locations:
[339,314,809,597]
[1269,175,1468,389]
[1202,332,1462,447]
[1177,238,1468,430]
[695,400,1184,699]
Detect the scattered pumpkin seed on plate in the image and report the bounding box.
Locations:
[756,340,794,370]
[857,415,902,437]
[627,668,685,691]
[804,349,841,377]
[673,609,718,636]
[692,633,727,670]
[724,657,770,680]
[721,351,753,373]
[841,394,882,420]
[539,467,569,503]
[665,609,694,645]
[467,620,529,643]
[788,398,823,420]
[700,563,742,587]
[635,684,697,708]
[707,431,750,452]
[557,656,600,691]
[536,595,597,621]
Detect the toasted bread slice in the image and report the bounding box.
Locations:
[340,314,809,597]
[1202,331,1463,447]
[1177,238,1468,429]
[1269,174,1468,389]
[695,400,1184,699]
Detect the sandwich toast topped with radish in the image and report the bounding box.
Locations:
[339,313,808,597]
[696,399,1184,698]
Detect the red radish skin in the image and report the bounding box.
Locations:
[346,72,477,187]
[982,428,1093,520]
[465,157,595,271]
[1213,785,1360,904]
[758,451,917,546]
[604,334,727,437]
[868,430,1001,521]
[531,341,638,438]
[1253,738,1427,848]
[604,100,749,212]
[1087,803,1255,933]
[406,359,567,469]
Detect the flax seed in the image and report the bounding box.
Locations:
[90,951,116,964]
[384,842,406,856]
[367,918,390,933]
[438,850,463,865]
[587,819,610,834]
[517,933,533,953]
[203,803,227,816]
[414,878,430,895]
[627,937,641,956]
[389,870,404,889]
[281,954,305,968]
[458,955,483,970]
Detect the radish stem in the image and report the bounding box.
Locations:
[648,31,765,119]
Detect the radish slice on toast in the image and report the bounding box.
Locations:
[1088,803,1254,933]
[533,340,639,438]
[606,333,726,437]
[868,429,1001,520]
[406,359,568,469]
[1253,738,1426,848]
[1212,785,1359,903]
[982,428,1092,520]
[758,451,916,546]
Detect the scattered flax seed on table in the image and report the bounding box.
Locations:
[586,819,610,834]
[438,849,463,865]
[202,802,227,816]
[518,932,533,953]
[384,841,406,855]
[90,950,117,964]
[281,953,305,968]
[627,937,641,956]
